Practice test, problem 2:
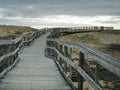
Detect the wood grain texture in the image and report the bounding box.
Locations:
[0,34,71,90]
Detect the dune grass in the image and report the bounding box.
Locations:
[59,30,120,90]
[0,25,37,40]
[59,30,120,59]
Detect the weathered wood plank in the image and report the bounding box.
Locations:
[78,52,84,90]
[47,39,120,77]
[0,34,71,90]
[0,47,19,62]
[46,46,102,90]
[0,37,23,45]
[0,58,19,78]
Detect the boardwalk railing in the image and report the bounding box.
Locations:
[48,28,102,39]
[0,29,46,78]
[45,37,120,90]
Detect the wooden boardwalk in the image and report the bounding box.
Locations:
[0,34,71,90]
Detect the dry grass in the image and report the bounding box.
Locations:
[59,30,120,90]
[0,25,37,40]
[59,30,120,59]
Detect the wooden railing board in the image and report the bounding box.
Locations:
[0,57,19,78]
[47,39,120,77]
[0,47,19,62]
[0,29,46,79]
[13,36,23,44]
[46,46,102,90]
[47,38,120,67]
[46,53,77,90]
[0,40,13,45]
[46,32,120,90]
[0,36,23,45]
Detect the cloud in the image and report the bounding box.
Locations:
[0,0,120,17]
[0,0,120,29]
[0,15,119,28]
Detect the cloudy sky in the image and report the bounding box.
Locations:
[0,0,120,29]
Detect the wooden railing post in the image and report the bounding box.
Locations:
[78,52,84,90]
[56,42,60,61]
[54,42,57,59]
[59,45,63,66]
[69,48,73,79]
[64,46,68,74]
[51,41,54,56]
[48,41,51,56]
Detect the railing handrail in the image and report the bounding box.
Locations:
[0,29,46,79]
[0,36,23,45]
[46,46,102,90]
[12,36,23,44]
[47,38,120,77]
[0,29,42,46]
[46,36,120,90]
[0,47,19,62]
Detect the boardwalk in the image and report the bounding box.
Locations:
[0,34,71,90]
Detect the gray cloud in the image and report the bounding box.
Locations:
[0,0,120,29]
[0,0,120,18]
[102,17,120,24]
[0,18,25,25]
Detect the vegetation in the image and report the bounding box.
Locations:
[59,30,120,59]
[101,30,120,35]
[59,30,120,90]
[0,25,38,40]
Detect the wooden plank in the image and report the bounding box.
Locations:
[69,48,73,79]
[0,57,19,78]
[46,46,102,90]
[13,36,23,44]
[0,47,19,62]
[0,34,71,90]
[0,30,43,76]
[47,39,120,77]
[0,40,13,45]
[49,55,76,90]
[0,30,42,46]
[64,46,67,73]
[80,43,120,68]
[78,52,84,90]
[0,37,22,45]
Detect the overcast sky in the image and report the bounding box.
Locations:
[0,0,120,29]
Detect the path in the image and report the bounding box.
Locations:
[0,34,71,90]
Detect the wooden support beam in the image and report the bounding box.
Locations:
[59,45,63,66]
[69,48,73,79]
[64,46,67,74]
[78,52,84,90]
